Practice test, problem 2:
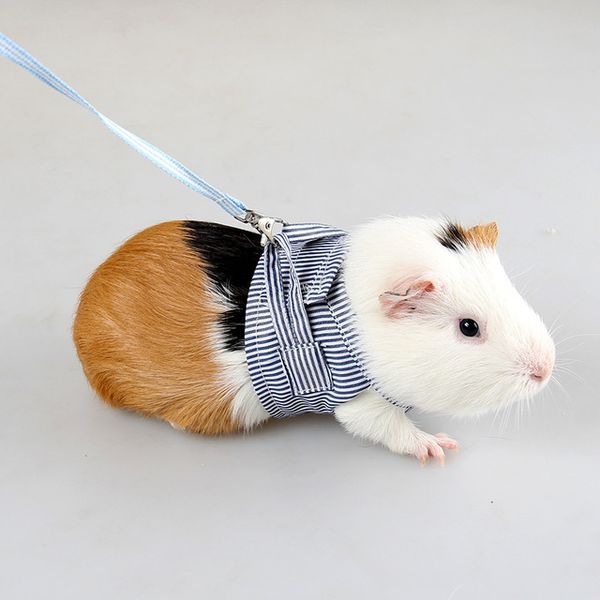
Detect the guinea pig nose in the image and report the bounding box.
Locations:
[529,361,552,382]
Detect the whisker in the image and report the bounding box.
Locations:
[550,375,573,402]
[555,333,600,347]
[548,318,565,338]
[555,357,581,365]
[554,364,581,374]
[510,265,535,281]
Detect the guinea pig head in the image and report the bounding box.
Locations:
[344,217,556,416]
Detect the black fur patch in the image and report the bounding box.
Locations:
[436,222,468,252]
[182,221,263,351]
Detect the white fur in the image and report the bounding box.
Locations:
[334,389,456,460]
[219,350,270,431]
[343,217,556,418]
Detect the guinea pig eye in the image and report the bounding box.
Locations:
[459,318,480,338]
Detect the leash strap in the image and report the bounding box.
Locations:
[0,32,249,220]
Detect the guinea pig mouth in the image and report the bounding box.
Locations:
[521,372,551,399]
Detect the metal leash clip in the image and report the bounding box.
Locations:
[236,210,286,246]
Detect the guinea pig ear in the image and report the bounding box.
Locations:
[465,221,499,248]
[379,275,442,319]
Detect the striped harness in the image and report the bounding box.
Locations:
[244,223,372,418]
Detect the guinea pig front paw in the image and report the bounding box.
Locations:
[410,432,459,465]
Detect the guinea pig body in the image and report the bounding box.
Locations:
[73,221,270,435]
[74,217,556,462]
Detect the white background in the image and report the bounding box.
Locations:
[1,1,599,598]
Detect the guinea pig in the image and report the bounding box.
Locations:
[73,217,555,463]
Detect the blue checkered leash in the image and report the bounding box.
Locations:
[0,32,282,242]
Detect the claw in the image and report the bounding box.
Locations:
[435,433,459,450]
[416,448,429,465]
[414,440,445,465]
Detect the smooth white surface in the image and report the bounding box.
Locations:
[1,2,599,598]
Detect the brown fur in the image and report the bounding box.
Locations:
[464,222,499,249]
[73,221,243,435]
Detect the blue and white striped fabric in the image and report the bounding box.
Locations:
[245,223,373,418]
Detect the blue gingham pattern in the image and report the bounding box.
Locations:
[0,32,247,219]
[245,223,374,418]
